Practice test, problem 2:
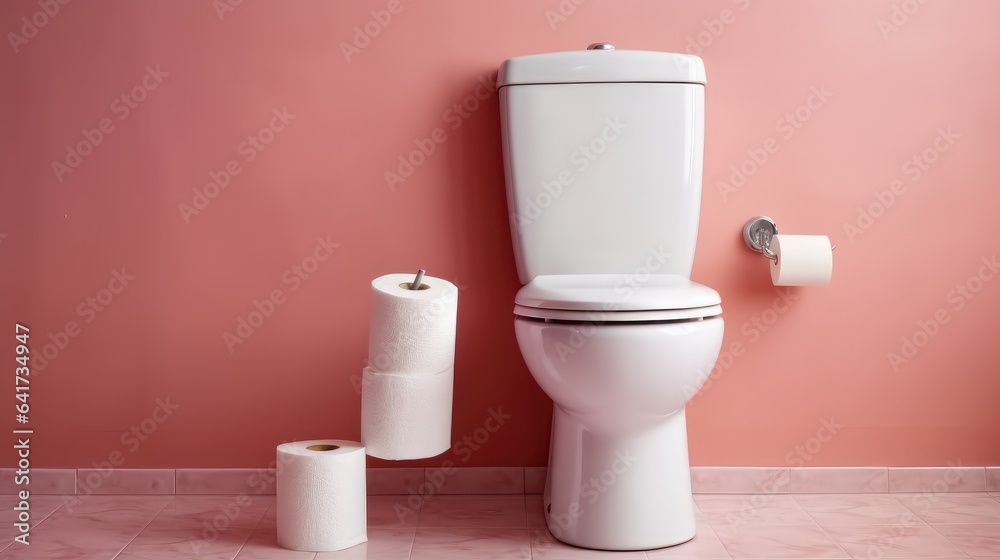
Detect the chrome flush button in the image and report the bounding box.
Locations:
[587,42,615,50]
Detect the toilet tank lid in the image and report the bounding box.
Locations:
[498,50,706,87]
[515,274,721,312]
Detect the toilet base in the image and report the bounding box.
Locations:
[543,405,696,551]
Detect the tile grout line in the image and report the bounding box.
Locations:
[32,496,70,528]
[521,493,531,560]
[810,492,977,559]
[109,495,174,559]
[795,499,854,559]
[407,487,426,560]
[521,492,527,533]
[231,500,293,560]
[892,492,937,526]
[922,521,975,559]
[405,525,416,560]
[527,495,543,560]
[0,494,74,553]
[704,515,738,560]
[697,513,735,560]
[708,497,826,549]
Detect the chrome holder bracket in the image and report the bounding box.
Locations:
[743,216,779,262]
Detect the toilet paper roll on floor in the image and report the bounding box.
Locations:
[769,234,833,286]
[276,440,367,552]
[369,273,458,374]
[361,366,454,460]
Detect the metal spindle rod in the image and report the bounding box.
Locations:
[410,269,425,290]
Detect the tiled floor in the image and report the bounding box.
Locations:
[0,492,998,559]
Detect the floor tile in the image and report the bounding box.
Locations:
[154,494,272,519]
[0,496,170,559]
[823,524,968,558]
[695,494,816,528]
[0,492,992,559]
[712,522,849,559]
[233,525,318,559]
[527,495,547,528]
[794,494,924,526]
[313,528,414,560]
[253,499,279,530]
[932,524,1000,557]
[417,495,526,528]
[410,527,531,560]
[368,495,421,528]
[236,501,409,559]
[114,495,270,559]
[645,521,731,559]
[0,494,66,544]
[897,495,1000,524]
[115,524,258,559]
[693,502,706,521]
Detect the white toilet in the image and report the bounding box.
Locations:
[498,45,724,550]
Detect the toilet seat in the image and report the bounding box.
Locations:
[513,274,722,322]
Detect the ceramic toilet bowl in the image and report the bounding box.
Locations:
[499,48,714,551]
[513,274,724,550]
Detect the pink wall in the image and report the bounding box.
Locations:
[1,0,998,469]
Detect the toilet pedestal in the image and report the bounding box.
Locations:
[543,405,697,551]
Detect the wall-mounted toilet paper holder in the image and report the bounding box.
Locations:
[743,216,836,264]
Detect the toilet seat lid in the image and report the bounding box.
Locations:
[514,274,722,314]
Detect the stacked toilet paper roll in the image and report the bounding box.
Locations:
[362,273,458,460]
[276,440,367,552]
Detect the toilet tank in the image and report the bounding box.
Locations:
[498,48,706,285]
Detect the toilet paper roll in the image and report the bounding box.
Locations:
[769,234,833,286]
[369,273,459,374]
[361,366,454,460]
[276,440,367,552]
